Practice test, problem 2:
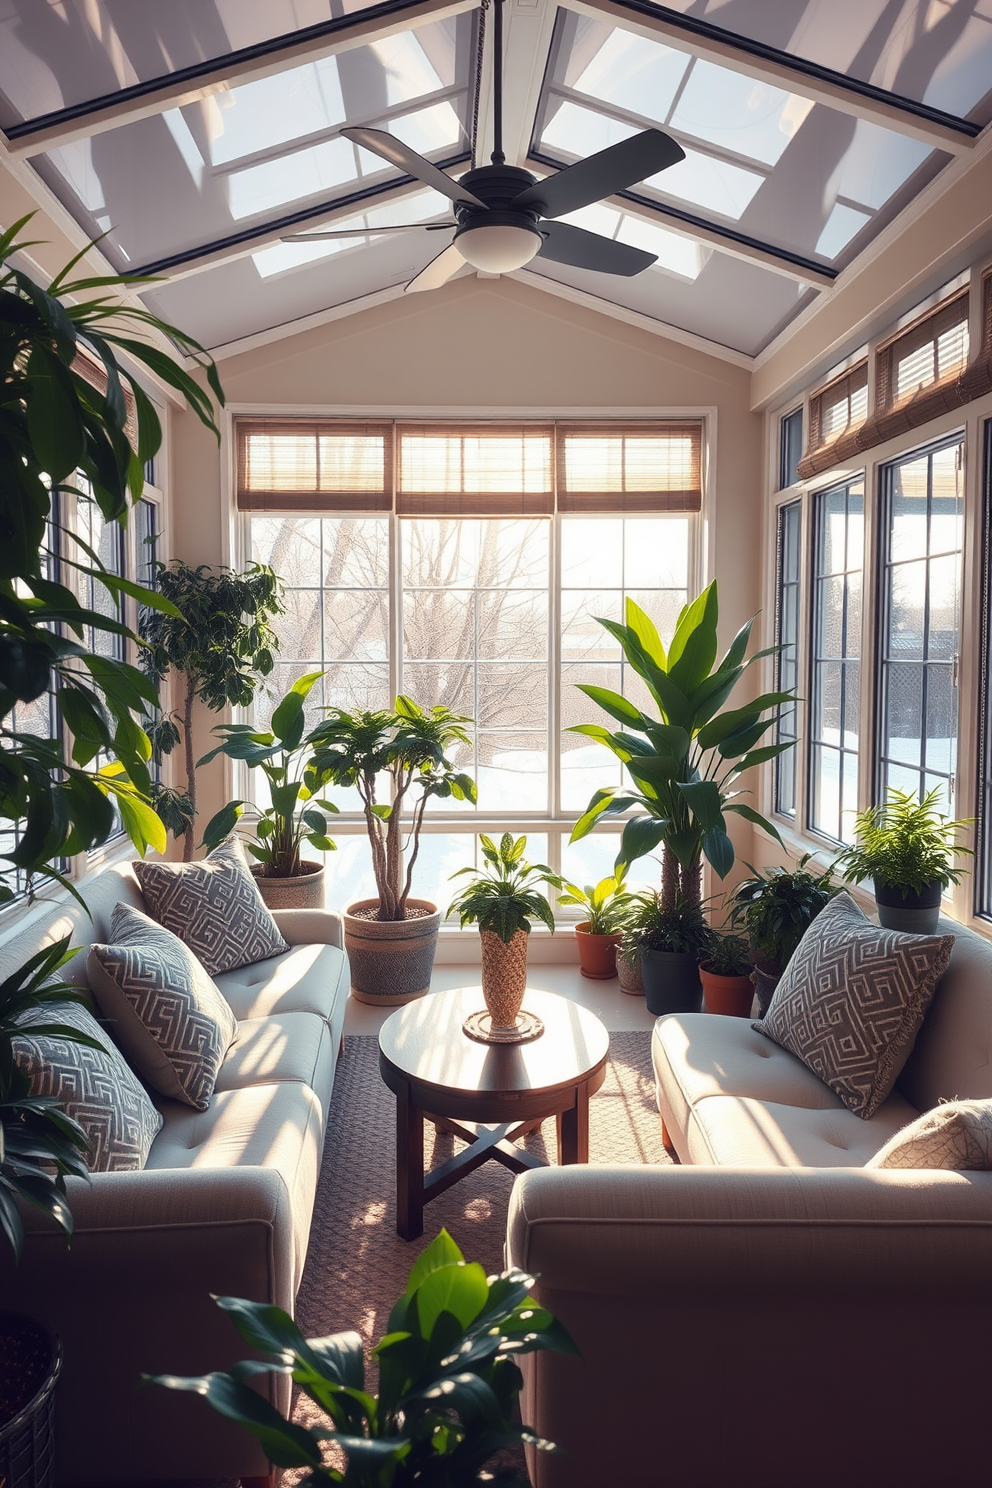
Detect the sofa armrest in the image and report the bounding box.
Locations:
[272,905,344,949]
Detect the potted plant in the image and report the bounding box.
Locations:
[447,834,557,1032]
[569,583,794,913]
[198,672,338,910]
[140,560,283,860]
[555,865,637,979]
[727,855,838,1014]
[149,1228,575,1486]
[620,891,712,1017]
[309,697,476,1005]
[699,932,754,1018]
[834,787,973,933]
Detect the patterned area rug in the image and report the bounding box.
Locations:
[137,1030,667,1488]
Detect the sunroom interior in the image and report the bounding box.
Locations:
[3,1,992,1484]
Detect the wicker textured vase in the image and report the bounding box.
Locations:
[252,862,324,910]
[480,927,529,1028]
[345,899,441,1006]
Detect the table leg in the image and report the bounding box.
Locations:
[557,1081,590,1165]
[395,1077,424,1241]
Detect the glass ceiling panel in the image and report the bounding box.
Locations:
[27,15,473,272]
[656,0,992,124]
[0,0,391,128]
[537,12,945,270]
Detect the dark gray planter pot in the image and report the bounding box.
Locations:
[640,947,703,1016]
[752,963,782,1019]
[873,879,942,934]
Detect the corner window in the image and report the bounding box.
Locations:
[779,407,803,491]
[809,479,863,843]
[773,499,802,818]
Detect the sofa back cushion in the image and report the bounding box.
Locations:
[898,917,992,1110]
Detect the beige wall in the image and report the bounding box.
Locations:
[170,273,764,880]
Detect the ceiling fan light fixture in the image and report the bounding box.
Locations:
[454,220,542,273]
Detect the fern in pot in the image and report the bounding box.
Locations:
[835,787,972,933]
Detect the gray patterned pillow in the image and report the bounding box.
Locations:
[866,1099,992,1170]
[134,837,288,976]
[12,999,162,1171]
[87,903,238,1111]
[753,892,953,1119]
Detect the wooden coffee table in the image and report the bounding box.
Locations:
[378,985,609,1239]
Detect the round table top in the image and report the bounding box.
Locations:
[378,986,610,1104]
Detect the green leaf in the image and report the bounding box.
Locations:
[25,344,83,480]
[725,802,786,847]
[575,685,646,729]
[619,815,668,865]
[624,596,666,668]
[415,1261,490,1336]
[702,826,735,878]
[677,779,725,833]
[696,694,792,752]
[667,581,719,694]
[200,801,247,850]
[405,1229,465,1297]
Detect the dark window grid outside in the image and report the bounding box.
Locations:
[809,480,863,845]
[136,497,162,783]
[977,418,992,918]
[774,500,801,819]
[77,494,127,842]
[779,407,803,491]
[877,439,963,816]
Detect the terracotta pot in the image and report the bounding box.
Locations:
[480,927,529,1028]
[344,899,441,1006]
[251,860,324,910]
[700,965,755,1018]
[639,948,702,1016]
[617,946,644,996]
[575,923,621,979]
[873,878,942,934]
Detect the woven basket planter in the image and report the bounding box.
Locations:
[480,927,530,1028]
[617,947,644,996]
[252,861,325,911]
[0,1314,61,1488]
[345,899,441,1006]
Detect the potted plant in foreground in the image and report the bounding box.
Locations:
[621,891,712,1017]
[199,671,338,910]
[447,834,557,1033]
[727,855,837,1015]
[699,932,754,1018]
[555,865,636,979]
[835,786,972,933]
[149,1228,575,1486]
[308,697,476,1005]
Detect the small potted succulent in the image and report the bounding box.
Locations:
[199,671,338,910]
[698,932,754,1018]
[621,891,712,1017]
[728,854,838,1015]
[447,834,556,1032]
[555,866,637,980]
[835,787,973,933]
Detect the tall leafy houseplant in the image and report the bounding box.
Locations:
[149,1228,575,1486]
[199,672,338,906]
[140,560,282,860]
[727,855,837,1013]
[570,583,794,908]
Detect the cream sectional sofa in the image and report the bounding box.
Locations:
[0,861,349,1486]
[507,915,992,1488]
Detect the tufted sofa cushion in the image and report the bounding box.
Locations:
[684,1091,920,1167]
[214,942,348,1023]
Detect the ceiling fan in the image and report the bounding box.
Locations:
[282,0,685,292]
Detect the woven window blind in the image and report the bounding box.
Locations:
[237,421,392,511]
[396,424,554,515]
[73,348,138,449]
[808,364,868,451]
[556,421,702,511]
[877,293,969,410]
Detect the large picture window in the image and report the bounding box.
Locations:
[810,478,863,843]
[773,500,802,819]
[878,437,963,814]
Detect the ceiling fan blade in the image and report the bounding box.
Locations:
[536,221,656,276]
[281,225,453,241]
[405,242,465,294]
[511,129,685,220]
[341,126,485,208]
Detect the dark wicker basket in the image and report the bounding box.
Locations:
[0,1315,61,1488]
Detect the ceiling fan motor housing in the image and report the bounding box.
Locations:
[452,163,545,271]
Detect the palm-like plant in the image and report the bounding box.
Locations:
[570,582,793,909]
[555,866,636,934]
[309,696,476,921]
[448,834,557,942]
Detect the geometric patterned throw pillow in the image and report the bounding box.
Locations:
[866,1099,992,1170]
[753,892,954,1119]
[87,903,238,1110]
[133,837,288,976]
[12,999,162,1171]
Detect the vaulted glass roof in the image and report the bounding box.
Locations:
[1,0,987,359]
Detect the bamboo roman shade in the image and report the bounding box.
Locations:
[237,421,392,511]
[877,292,969,410]
[807,364,868,452]
[236,419,703,514]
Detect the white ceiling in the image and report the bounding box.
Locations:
[2,0,989,359]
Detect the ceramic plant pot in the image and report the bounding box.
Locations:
[0,1313,61,1488]
[344,898,441,1006]
[873,878,942,934]
[700,965,755,1018]
[617,946,644,996]
[575,923,621,979]
[252,861,325,911]
[639,948,703,1017]
[480,927,529,1028]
